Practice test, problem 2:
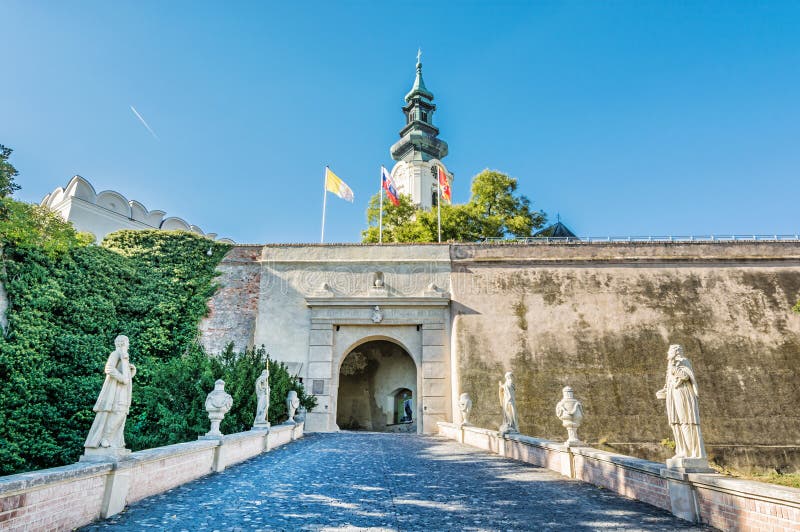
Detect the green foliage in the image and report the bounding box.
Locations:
[793,300,800,314]
[0,210,322,474]
[0,199,93,255]
[127,344,316,450]
[361,169,546,243]
[0,144,20,199]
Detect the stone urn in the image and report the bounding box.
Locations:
[286,390,300,425]
[555,386,585,446]
[204,379,233,437]
[458,393,473,426]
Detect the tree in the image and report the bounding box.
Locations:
[0,144,20,199]
[361,169,546,243]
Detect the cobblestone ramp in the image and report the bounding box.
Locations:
[83,432,712,531]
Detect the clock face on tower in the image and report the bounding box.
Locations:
[390,162,413,196]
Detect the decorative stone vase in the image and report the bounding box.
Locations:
[285,390,300,425]
[204,379,233,437]
[555,386,585,446]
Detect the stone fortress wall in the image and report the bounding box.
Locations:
[200,241,800,470]
[450,241,800,472]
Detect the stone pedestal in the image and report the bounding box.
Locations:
[251,422,270,431]
[101,465,132,518]
[660,467,702,523]
[80,447,131,463]
[665,457,714,474]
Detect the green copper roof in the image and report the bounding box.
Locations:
[405,60,434,102]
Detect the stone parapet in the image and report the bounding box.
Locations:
[438,422,800,530]
[0,423,304,531]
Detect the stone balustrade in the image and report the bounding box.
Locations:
[438,422,800,530]
[0,423,304,531]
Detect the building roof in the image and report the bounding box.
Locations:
[534,220,578,239]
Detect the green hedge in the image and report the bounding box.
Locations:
[0,212,313,475]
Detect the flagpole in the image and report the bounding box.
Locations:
[379,167,384,244]
[321,166,328,243]
[437,166,442,243]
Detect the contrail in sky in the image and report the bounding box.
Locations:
[130,105,159,140]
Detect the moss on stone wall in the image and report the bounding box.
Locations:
[455,264,800,472]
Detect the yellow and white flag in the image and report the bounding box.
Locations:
[325,167,354,202]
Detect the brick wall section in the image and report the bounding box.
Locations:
[694,482,800,531]
[126,443,216,503]
[200,246,262,353]
[439,422,800,530]
[221,432,267,467]
[0,464,109,531]
[505,438,562,472]
[0,423,304,531]
[572,453,671,511]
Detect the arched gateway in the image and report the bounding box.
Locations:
[241,244,454,434]
[301,292,452,434]
[336,340,418,432]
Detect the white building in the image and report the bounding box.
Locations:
[41,175,233,243]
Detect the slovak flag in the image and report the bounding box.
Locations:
[437,166,452,204]
[381,166,400,206]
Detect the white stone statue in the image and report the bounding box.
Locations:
[83,335,136,458]
[204,379,233,437]
[458,392,473,426]
[252,368,270,429]
[498,372,519,434]
[555,386,584,446]
[286,390,300,424]
[656,344,709,468]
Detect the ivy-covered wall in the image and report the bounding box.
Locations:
[0,224,313,476]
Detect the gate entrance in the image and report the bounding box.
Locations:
[336,340,417,433]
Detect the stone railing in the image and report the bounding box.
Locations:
[0,423,303,531]
[438,423,800,530]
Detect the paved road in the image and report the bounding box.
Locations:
[84,432,711,531]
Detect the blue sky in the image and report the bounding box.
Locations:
[2,1,799,243]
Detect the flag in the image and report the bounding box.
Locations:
[325,167,354,202]
[437,166,452,203]
[381,166,400,206]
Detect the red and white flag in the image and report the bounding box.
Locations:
[437,166,452,204]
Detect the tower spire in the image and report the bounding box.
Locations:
[388,51,451,211]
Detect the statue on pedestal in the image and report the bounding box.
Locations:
[204,379,233,437]
[498,372,519,435]
[83,335,136,460]
[458,393,473,426]
[555,386,585,446]
[285,390,300,424]
[656,344,711,471]
[252,368,270,429]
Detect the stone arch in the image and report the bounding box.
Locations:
[96,191,131,217]
[65,175,97,203]
[336,334,420,372]
[335,337,419,433]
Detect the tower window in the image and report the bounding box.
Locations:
[421,111,428,122]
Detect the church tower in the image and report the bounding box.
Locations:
[389,52,453,210]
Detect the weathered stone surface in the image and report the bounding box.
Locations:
[82,433,706,531]
[451,242,800,470]
[199,246,262,353]
[197,241,800,469]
